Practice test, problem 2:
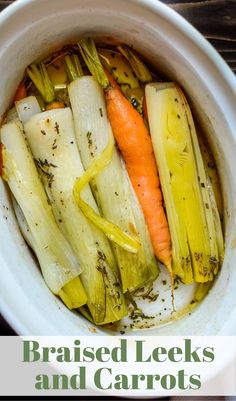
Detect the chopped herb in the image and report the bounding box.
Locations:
[54,122,60,134]
[97,250,106,262]
[52,138,57,150]
[86,131,93,147]
[35,158,57,187]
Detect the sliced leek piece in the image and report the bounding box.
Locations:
[12,196,87,309]
[15,96,41,124]
[69,76,159,293]
[73,134,141,254]
[1,121,84,298]
[58,277,87,309]
[99,48,144,113]
[24,107,127,324]
[99,48,139,89]
[146,83,222,283]
[118,45,152,83]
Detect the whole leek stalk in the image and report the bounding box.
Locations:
[145,82,223,283]
[68,76,159,293]
[24,107,127,324]
[0,121,87,309]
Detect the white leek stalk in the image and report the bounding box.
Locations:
[0,121,84,297]
[146,83,222,283]
[15,96,41,124]
[11,195,86,310]
[12,196,34,249]
[68,76,159,293]
[24,107,127,324]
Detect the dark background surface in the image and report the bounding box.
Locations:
[0,0,235,335]
[2,0,235,70]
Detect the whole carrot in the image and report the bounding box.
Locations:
[105,72,172,269]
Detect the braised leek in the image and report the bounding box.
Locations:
[73,134,140,253]
[68,76,159,293]
[99,48,144,114]
[0,121,87,309]
[24,107,127,324]
[146,83,222,283]
[118,45,152,83]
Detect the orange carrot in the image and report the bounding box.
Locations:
[105,71,172,268]
[46,102,65,111]
[13,81,27,102]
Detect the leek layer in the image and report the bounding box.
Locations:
[24,106,127,324]
[69,76,159,293]
[1,121,84,296]
[146,83,223,283]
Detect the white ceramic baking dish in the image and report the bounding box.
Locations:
[0,0,236,335]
